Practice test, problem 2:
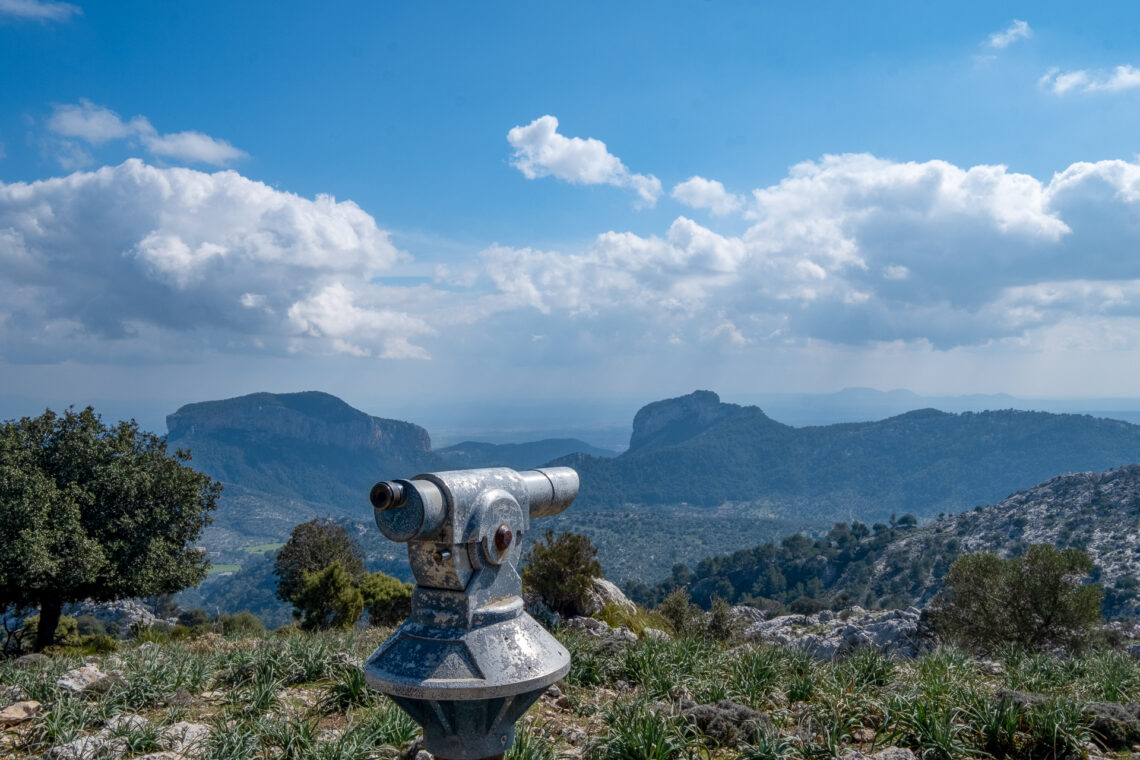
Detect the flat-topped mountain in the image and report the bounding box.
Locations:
[559,390,1140,523]
[166,392,440,547]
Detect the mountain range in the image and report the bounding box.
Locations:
[165,388,1140,622]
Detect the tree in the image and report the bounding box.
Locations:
[521,530,603,617]
[293,561,365,631]
[360,571,413,627]
[929,544,1103,652]
[275,519,365,606]
[0,407,221,650]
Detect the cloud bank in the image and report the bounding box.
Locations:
[507,115,662,207]
[0,160,420,361]
[7,153,1140,367]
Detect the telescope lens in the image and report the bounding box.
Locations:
[370,481,406,510]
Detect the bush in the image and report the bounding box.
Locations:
[20,614,81,650]
[220,610,265,636]
[294,562,364,630]
[80,633,118,653]
[521,530,602,617]
[74,615,106,637]
[360,571,412,627]
[178,608,211,628]
[656,588,702,637]
[929,544,1102,653]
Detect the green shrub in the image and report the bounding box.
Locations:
[21,614,81,649]
[178,608,211,628]
[359,571,412,627]
[929,545,1102,653]
[655,588,702,636]
[521,530,602,617]
[295,562,364,631]
[80,633,118,654]
[215,610,264,636]
[275,519,365,606]
[74,614,106,637]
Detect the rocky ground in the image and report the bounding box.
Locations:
[5,609,1140,760]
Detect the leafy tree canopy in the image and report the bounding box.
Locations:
[275,519,365,606]
[929,544,1103,653]
[0,407,221,650]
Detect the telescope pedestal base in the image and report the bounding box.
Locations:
[390,687,544,760]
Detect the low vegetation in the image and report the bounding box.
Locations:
[5,623,1140,760]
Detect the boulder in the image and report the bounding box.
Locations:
[66,600,176,638]
[597,626,638,653]
[742,607,928,661]
[57,664,121,694]
[0,684,28,706]
[871,749,917,760]
[162,721,211,757]
[582,578,637,617]
[523,592,560,628]
[14,653,49,669]
[46,736,107,760]
[731,605,767,626]
[563,616,611,637]
[99,714,148,735]
[1084,702,1140,749]
[0,700,41,725]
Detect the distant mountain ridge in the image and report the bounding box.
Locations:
[435,438,614,471]
[558,390,1140,523]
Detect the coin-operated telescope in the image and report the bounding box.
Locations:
[363,466,579,760]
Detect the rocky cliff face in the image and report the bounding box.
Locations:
[627,390,741,452]
[167,391,432,457]
[165,392,439,543]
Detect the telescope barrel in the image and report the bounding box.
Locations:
[519,467,579,518]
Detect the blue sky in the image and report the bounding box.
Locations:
[5,0,1140,431]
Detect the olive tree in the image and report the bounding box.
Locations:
[929,544,1103,652]
[0,407,221,650]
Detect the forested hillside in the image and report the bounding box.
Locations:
[633,464,1140,620]
[563,390,1140,525]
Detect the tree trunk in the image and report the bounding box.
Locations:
[35,596,63,652]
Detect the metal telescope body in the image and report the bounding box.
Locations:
[363,466,578,760]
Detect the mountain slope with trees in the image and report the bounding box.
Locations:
[632,464,1140,620]
[561,390,1140,523]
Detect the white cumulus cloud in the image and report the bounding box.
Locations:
[472,153,1140,353]
[1040,65,1140,95]
[0,160,429,361]
[987,19,1031,49]
[47,100,246,166]
[507,115,662,207]
[671,176,744,216]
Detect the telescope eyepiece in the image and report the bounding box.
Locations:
[370,480,407,511]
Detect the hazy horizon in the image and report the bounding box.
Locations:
[8,386,1140,454]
